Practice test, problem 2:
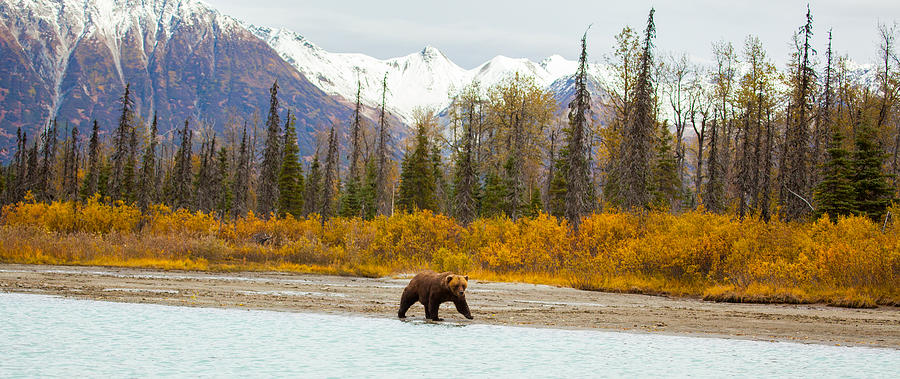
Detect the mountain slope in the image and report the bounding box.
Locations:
[0,0,362,158]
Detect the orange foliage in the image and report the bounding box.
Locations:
[1,199,898,306]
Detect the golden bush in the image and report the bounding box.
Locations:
[1,199,897,305]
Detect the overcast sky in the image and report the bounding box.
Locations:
[206,0,898,68]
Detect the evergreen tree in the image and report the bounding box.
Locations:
[122,119,139,203]
[548,148,569,218]
[278,113,304,218]
[480,171,507,218]
[96,158,110,199]
[397,120,437,212]
[37,119,58,201]
[0,163,5,203]
[360,159,378,219]
[527,187,543,217]
[62,126,79,201]
[704,115,726,213]
[138,114,159,211]
[340,81,366,218]
[258,81,282,218]
[851,121,894,221]
[231,125,250,218]
[451,81,482,225]
[109,84,133,201]
[432,145,448,214]
[620,8,657,211]
[564,30,594,226]
[375,74,392,216]
[82,120,101,199]
[320,125,340,220]
[215,147,233,218]
[650,121,681,210]
[170,120,193,210]
[194,135,217,211]
[9,128,26,202]
[25,139,38,195]
[813,129,854,220]
[304,151,323,217]
[339,173,362,217]
[783,6,816,221]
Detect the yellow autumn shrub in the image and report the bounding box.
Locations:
[1,199,898,305]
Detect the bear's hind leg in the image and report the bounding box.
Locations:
[398,289,417,319]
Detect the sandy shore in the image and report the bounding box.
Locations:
[1,263,898,349]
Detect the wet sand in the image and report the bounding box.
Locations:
[1,264,898,349]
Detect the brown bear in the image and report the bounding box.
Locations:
[398,270,473,321]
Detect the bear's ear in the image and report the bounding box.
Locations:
[446,276,454,284]
[464,275,469,281]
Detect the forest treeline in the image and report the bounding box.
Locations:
[1,7,899,227]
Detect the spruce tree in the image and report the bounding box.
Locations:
[397,121,437,212]
[432,145,448,214]
[341,81,365,218]
[375,74,392,216]
[813,129,854,220]
[304,151,323,217]
[783,6,816,221]
[339,174,362,217]
[527,187,543,218]
[704,116,726,213]
[37,119,58,201]
[231,125,250,218]
[25,140,38,196]
[650,121,681,210]
[82,121,101,199]
[194,135,216,211]
[63,126,79,201]
[451,81,481,225]
[320,125,339,220]
[109,84,133,201]
[548,148,569,218]
[564,30,594,226]
[215,147,233,218]
[9,128,26,202]
[851,121,894,221]
[620,8,657,211]
[360,159,378,219]
[258,81,282,218]
[122,120,139,203]
[452,127,477,224]
[170,120,193,210]
[480,172,507,218]
[138,114,159,211]
[278,113,304,218]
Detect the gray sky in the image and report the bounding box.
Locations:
[206,0,898,68]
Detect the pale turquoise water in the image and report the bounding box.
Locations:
[0,293,896,378]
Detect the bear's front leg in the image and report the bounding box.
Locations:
[453,296,473,320]
[428,296,443,321]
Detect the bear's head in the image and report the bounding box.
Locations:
[446,274,469,297]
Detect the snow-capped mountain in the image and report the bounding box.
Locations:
[251,26,591,123]
[0,0,365,158]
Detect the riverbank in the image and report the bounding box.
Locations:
[2,264,898,349]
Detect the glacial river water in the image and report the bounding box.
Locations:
[1,292,896,378]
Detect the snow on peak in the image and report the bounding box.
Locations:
[250,25,584,123]
[419,45,445,60]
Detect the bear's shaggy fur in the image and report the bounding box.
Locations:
[398,270,473,321]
